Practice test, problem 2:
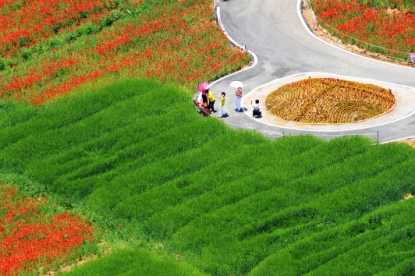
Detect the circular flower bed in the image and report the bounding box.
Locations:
[265,78,396,124]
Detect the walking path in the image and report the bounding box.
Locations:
[209,0,415,143]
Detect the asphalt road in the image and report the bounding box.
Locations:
[208,0,415,143]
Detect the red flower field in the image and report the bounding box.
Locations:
[2,0,414,274]
[0,0,249,105]
[0,184,96,275]
[0,1,249,274]
[311,0,415,60]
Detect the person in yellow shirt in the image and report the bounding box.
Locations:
[218,92,228,118]
[206,88,216,113]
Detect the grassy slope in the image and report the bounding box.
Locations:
[1,78,415,275]
[66,248,207,276]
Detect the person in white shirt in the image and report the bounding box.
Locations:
[235,87,243,112]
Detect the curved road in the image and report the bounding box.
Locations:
[209,0,415,143]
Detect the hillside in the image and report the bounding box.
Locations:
[2,0,415,274]
[1,79,415,275]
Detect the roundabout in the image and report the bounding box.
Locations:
[210,0,415,143]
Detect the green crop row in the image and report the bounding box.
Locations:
[251,197,415,275]
[165,144,415,274]
[2,79,415,275]
[65,248,207,276]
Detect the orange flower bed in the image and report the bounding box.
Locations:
[265,78,396,124]
[311,0,415,61]
[0,1,249,105]
[0,184,97,275]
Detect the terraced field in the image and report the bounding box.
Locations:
[3,0,415,274]
[2,79,415,275]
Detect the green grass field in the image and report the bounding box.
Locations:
[2,78,415,275]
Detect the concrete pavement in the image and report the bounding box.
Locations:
[208,0,415,143]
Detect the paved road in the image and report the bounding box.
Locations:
[208,0,415,143]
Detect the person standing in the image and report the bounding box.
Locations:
[219,92,228,118]
[206,89,216,113]
[235,87,243,112]
[202,89,208,107]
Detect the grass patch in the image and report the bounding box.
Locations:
[1,79,415,275]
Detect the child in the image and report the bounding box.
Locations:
[219,92,228,118]
[251,99,261,118]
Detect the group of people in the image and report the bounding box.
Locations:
[196,88,228,118]
[232,86,262,118]
[196,85,261,118]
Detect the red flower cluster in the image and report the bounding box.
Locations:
[0,1,249,105]
[0,0,113,57]
[0,184,96,275]
[311,0,415,59]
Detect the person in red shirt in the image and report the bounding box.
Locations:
[235,87,243,112]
